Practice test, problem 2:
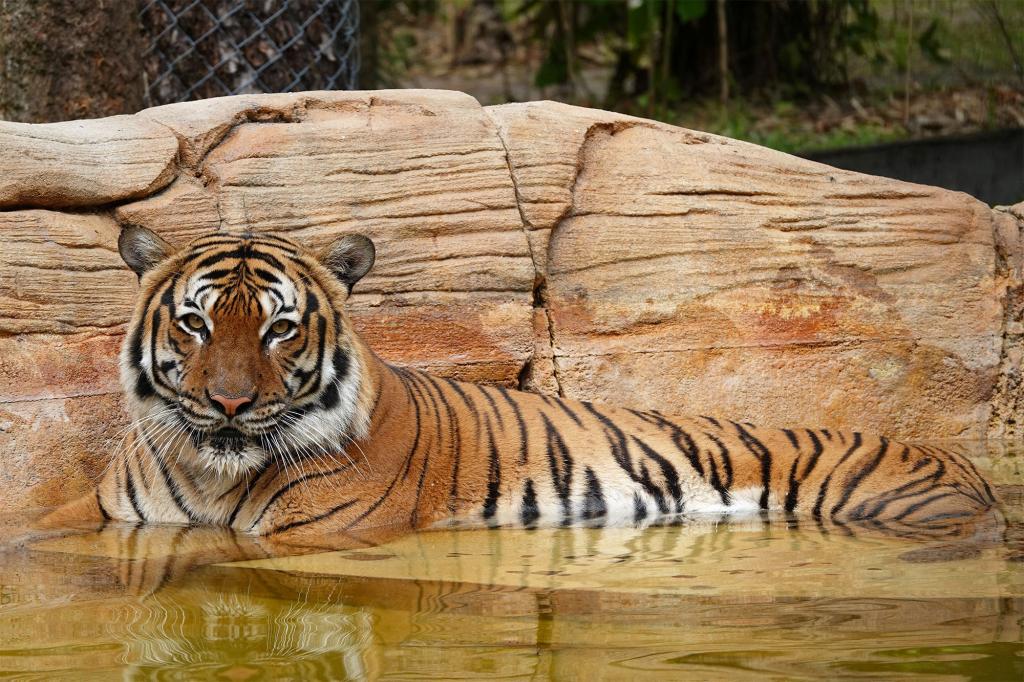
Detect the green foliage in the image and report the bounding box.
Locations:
[511,0,885,110]
[363,0,1023,147]
[698,99,904,154]
[674,0,707,23]
[917,19,952,65]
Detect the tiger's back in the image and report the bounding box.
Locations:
[305,365,997,533]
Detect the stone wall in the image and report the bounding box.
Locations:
[1,89,1021,511]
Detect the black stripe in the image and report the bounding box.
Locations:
[582,467,607,520]
[294,314,328,400]
[227,460,274,527]
[439,379,482,515]
[893,491,955,522]
[476,385,505,430]
[252,267,281,284]
[703,434,730,505]
[189,237,245,249]
[193,245,287,272]
[783,429,823,513]
[196,267,236,282]
[134,372,156,400]
[286,292,320,390]
[343,368,425,530]
[152,526,189,593]
[669,425,704,478]
[96,489,111,521]
[582,402,670,513]
[628,409,664,427]
[270,499,358,535]
[812,432,863,518]
[631,436,683,513]
[128,274,173,370]
[149,278,179,393]
[422,374,462,514]
[402,372,443,527]
[134,451,150,499]
[783,460,802,514]
[216,476,248,503]
[249,234,300,252]
[732,421,774,510]
[801,429,824,478]
[853,454,945,520]
[148,309,175,393]
[521,479,540,526]
[395,369,424,481]
[495,386,529,465]
[441,379,479,513]
[442,376,476,412]
[829,437,889,518]
[128,325,145,367]
[582,402,635,476]
[551,398,583,427]
[316,348,349,410]
[317,381,340,410]
[633,492,648,523]
[705,432,734,493]
[330,347,350,383]
[541,413,574,523]
[630,410,706,479]
[266,288,286,307]
[782,429,800,451]
[637,460,668,514]
[141,427,198,522]
[940,449,995,506]
[124,463,146,522]
[191,281,221,300]
[250,463,354,531]
[482,416,502,520]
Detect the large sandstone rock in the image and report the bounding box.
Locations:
[1,90,1021,512]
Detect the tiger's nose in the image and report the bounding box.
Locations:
[209,392,254,417]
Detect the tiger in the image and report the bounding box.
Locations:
[42,226,998,547]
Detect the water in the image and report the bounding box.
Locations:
[0,443,1021,680]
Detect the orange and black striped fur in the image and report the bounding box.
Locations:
[45,228,998,544]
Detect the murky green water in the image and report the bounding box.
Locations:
[0,442,1021,680]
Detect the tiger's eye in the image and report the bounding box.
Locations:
[184,313,205,331]
[270,319,294,335]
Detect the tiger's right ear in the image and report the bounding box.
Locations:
[118,224,176,277]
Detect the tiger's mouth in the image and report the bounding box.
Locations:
[208,427,249,449]
[192,425,271,478]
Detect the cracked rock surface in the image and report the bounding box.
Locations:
[1,89,1021,511]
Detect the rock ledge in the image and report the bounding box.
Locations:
[1,89,1021,511]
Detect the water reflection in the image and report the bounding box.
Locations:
[0,444,1019,679]
[122,581,376,679]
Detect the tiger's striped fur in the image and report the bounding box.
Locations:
[44,229,998,543]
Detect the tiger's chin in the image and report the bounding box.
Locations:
[195,431,269,479]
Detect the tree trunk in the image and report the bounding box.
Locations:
[358,0,379,90]
[0,0,145,123]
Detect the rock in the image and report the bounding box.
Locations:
[0,90,1020,511]
[0,116,178,209]
[488,102,1008,439]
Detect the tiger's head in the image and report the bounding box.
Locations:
[117,226,377,479]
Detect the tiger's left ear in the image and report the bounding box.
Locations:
[118,224,176,278]
[320,234,375,292]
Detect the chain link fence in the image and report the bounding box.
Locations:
[139,0,359,107]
